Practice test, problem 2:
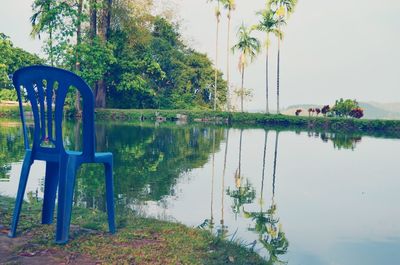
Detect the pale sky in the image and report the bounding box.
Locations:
[1,0,400,111]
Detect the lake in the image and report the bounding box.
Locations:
[1,120,400,264]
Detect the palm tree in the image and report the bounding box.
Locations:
[255,8,284,114]
[208,0,222,111]
[232,24,261,112]
[268,0,297,114]
[221,0,236,111]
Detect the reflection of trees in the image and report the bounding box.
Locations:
[226,129,256,219]
[310,131,362,150]
[243,131,289,264]
[0,123,25,180]
[67,122,225,211]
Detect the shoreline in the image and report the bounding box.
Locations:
[2,105,400,138]
[0,195,265,264]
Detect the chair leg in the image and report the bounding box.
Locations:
[42,162,59,224]
[104,161,116,234]
[55,156,77,244]
[8,151,32,238]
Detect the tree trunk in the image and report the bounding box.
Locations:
[265,37,269,114]
[89,0,97,40]
[240,65,245,112]
[214,7,220,111]
[75,0,83,113]
[96,0,112,108]
[226,11,232,112]
[277,38,281,114]
[49,28,54,66]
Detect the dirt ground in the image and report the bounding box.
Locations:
[0,225,98,265]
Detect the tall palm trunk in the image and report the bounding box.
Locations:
[265,35,270,114]
[240,64,245,112]
[75,0,83,113]
[226,10,232,111]
[214,4,220,111]
[277,37,281,114]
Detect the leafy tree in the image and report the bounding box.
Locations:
[331,98,360,118]
[0,34,42,89]
[31,0,78,66]
[232,24,260,112]
[26,0,226,110]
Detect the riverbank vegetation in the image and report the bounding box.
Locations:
[0,195,265,264]
[1,105,399,137]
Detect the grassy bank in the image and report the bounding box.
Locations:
[0,195,265,264]
[93,108,400,136]
[2,105,400,137]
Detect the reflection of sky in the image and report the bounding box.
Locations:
[138,129,400,263]
[2,126,400,263]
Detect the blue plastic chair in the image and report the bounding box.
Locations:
[8,65,116,244]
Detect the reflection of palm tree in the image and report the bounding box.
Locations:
[226,129,256,219]
[217,129,230,238]
[272,131,279,196]
[243,131,288,263]
[210,129,216,230]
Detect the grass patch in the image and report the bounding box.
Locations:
[0,195,266,264]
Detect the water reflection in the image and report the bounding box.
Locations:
[307,131,362,150]
[238,131,289,264]
[2,121,400,263]
[226,129,256,219]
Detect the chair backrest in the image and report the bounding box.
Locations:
[13,65,95,160]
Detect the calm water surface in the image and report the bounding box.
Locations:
[1,120,400,264]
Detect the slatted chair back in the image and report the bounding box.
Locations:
[13,65,95,161]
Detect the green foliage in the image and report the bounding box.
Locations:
[31,0,83,66]
[76,37,116,87]
[0,89,17,101]
[105,16,227,109]
[331,98,360,118]
[0,34,42,88]
[232,24,261,65]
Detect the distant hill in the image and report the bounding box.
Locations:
[284,102,400,120]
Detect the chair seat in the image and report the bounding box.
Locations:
[66,150,112,163]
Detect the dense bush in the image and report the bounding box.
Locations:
[0,89,17,101]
